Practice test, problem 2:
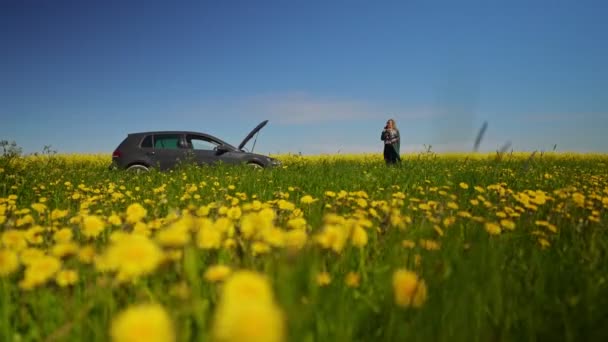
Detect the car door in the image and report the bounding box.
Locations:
[185,134,224,165]
[151,134,188,170]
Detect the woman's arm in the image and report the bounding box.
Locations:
[387,130,400,144]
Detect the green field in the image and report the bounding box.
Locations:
[1,153,607,341]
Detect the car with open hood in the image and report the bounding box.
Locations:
[110,120,280,171]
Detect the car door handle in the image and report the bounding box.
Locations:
[146,151,155,156]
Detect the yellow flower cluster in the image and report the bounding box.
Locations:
[212,271,285,342]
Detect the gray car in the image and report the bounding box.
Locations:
[110,120,281,171]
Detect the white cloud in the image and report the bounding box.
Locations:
[244,91,437,124]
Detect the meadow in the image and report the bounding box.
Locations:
[1,152,607,341]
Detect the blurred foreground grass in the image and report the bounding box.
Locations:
[0,152,607,341]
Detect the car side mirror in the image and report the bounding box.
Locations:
[216,145,230,153]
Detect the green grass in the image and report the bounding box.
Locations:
[0,153,607,341]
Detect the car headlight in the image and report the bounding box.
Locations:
[270,158,282,166]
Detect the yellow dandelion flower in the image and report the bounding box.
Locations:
[78,245,96,264]
[392,269,427,308]
[323,213,346,225]
[51,209,69,221]
[220,271,275,306]
[277,200,295,211]
[459,182,469,189]
[82,215,105,238]
[0,249,19,276]
[484,222,502,235]
[300,195,316,204]
[389,211,407,230]
[156,218,191,248]
[19,248,44,265]
[418,203,431,211]
[226,206,242,220]
[351,226,368,247]
[51,242,79,258]
[98,234,163,281]
[495,211,507,218]
[108,214,122,226]
[204,265,232,283]
[443,216,456,227]
[284,229,307,250]
[25,225,45,244]
[111,303,175,342]
[447,202,459,210]
[19,255,62,290]
[286,217,307,230]
[530,191,547,205]
[196,221,223,250]
[535,220,557,232]
[419,239,440,251]
[315,225,348,254]
[132,221,150,236]
[345,272,360,288]
[196,205,211,217]
[2,230,27,251]
[457,211,472,218]
[316,272,332,286]
[500,219,516,230]
[572,192,585,207]
[54,228,73,243]
[56,269,78,287]
[538,238,550,249]
[252,242,271,256]
[402,240,416,249]
[31,203,47,214]
[212,298,285,342]
[356,198,368,208]
[260,227,284,248]
[240,211,273,239]
[164,249,182,262]
[126,203,147,224]
[392,191,406,199]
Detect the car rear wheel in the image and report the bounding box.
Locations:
[127,164,149,173]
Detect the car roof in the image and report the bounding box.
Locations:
[127,131,210,136]
[126,131,235,148]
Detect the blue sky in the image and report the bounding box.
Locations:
[1,0,607,155]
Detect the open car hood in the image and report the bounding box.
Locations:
[238,120,268,151]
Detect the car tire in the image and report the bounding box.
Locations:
[247,162,263,169]
[127,164,150,173]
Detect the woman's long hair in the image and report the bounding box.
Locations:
[388,119,397,131]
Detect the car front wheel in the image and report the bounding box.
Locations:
[246,162,263,169]
[127,164,150,173]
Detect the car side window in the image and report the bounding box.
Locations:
[186,135,220,151]
[140,135,153,148]
[154,134,182,149]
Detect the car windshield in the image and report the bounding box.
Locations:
[186,135,220,150]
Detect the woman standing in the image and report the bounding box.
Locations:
[381,118,401,165]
